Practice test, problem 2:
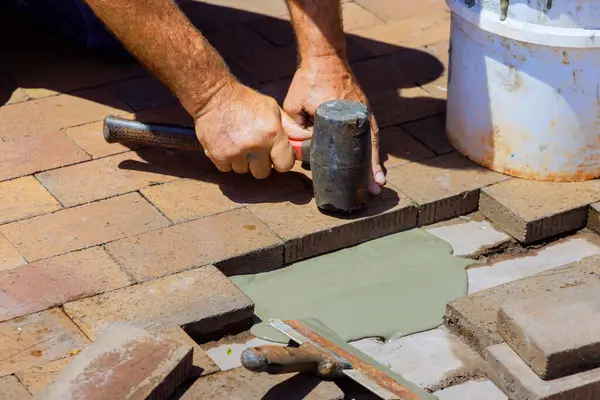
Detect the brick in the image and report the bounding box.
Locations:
[355,0,449,22]
[171,367,370,399]
[11,58,143,99]
[479,179,600,243]
[0,130,90,182]
[36,148,201,207]
[205,25,274,58]
[0,75,29,105]
[0,233,25,271]
[379,126,435,170]
[64,120,135,158]
[256,78,293,105]
[16,357,72,395]
[0,88,131,140]
[387,152,509,226]
[140,179,240,223]
[421,74,448,100]
[369,86,446,128]
[1,193,170,261]
[402,114,455,155]
[486,343,600,400]
[106,208,283,281]
[134,103,194,125]
[0,375,31,400]
[248,18,295,47]
[589,202,600,234]
[108,75,177,111]
[444,254,600,356]
[206,337,284,372]
[0,176,60,224]
[434,380,507,400]
[63,266,255,341]
[160,326,219,377]
[0,247,132,322]
[341,2,383,31]
[36,324,193,400]
[497,283,600,380]
[232,45,297,83]
[0,308,90,377]
[247,185,417,263]
[352,13,450,56]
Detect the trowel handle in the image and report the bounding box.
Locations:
[103,115,310,162]
[241,344,346,377]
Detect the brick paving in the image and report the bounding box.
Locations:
[2,0,600,397]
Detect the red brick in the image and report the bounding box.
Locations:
[0,308,90,377]
[0,247,132,323]
[0,75,29,105]
[342,2,384,31]
[0,176,61,224]
[64,120,135,159]
[15,357,72,395]
[421,74,448,100]
[369,86,446,128]
[205,25,274,58]
[36,148,201,207]
[63,266,255,341]
[10,58,143,99]
[0,233,25,271]
[379,126,435,170]
[0,131,90,182]
[0,375,31,400]
[247,185,417,263]
[421,40,450,78]
[106,208,283,281]
[355,0,449,22]
[352,13,450,56]
[232,46,298,83]
[0,88,131,141]
[402,115,455,155]
[248,18,295,47]
[161,326,220,377]
[0,193,170,262]
[387,152,510,226]
[107,75,177,112]
[36,325,193,400]
[134,103,195,125]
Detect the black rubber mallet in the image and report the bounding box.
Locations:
[103,99,371,213]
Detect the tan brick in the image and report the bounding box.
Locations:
[379,126,435,170]
[106,208,283,281]
[183,0,289,31]
[342,2,383,31]
[421,74,448,100]
[421,41,450,77]
[0,88,131,140]
[355,0,449,22]
[0,176,60,224]
[11,58,143,99]
[0,130,90,182]
[0,375,31,400]
[205,25,274,58]
[63,266,255,341]
[0,308,90,377]
[387,152,509,226]
[352,13,450,56]
[16,357,72,395]
[480,179,600,244]
[36,149,201,207]
[588,202,600,235]
[37,324,193,400]
[108,75,178,112]
[64,120,135,159]
[160,326,219,377]
[1,193,170,262]
[369,86,446,128]
[248,185,417,263]
[0,75,29,105]
[0,247,132,322]
[0,233,25,271]
[402,114,455,155]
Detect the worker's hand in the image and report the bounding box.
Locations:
[195,81,311,179]
[284,56,385,195]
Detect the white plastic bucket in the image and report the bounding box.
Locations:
[445,0,600,181]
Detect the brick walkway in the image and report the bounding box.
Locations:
[2,0,600,398]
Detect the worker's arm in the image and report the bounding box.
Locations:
[284,0,385,195]
[83,0,309,178]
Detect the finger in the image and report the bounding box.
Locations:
[231,156,250,174]
[283,95,310,128]
[369,114,385,195]
[212,160,232,173]
[270,135,296,172]
[281,111,313,141]
[249,156,272,179]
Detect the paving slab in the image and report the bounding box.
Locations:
[433,379,507,400]
[445,254,600,357]
[0,375,31,400]
[35,324,193,400]
[16,357,72,395]
[498,282,600,380]
[486,343,600,400]
[0,233,25,271]
[63,266,254,341]
[479,179,600,243]
[0,176,60,224]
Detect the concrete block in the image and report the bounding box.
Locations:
[498,283,600,380]
[35,324,193,400]
[0,375,31,400]
[486,343,600,400]
[479,179,600,244]
[444,254,600,356]
[433,379,507,400]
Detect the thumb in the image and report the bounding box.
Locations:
[281,111,312,141]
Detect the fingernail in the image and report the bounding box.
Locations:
[375,171,386,184]
[369,180,381,195]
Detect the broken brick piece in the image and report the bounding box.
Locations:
[498,283,600,380]
[63,266,254,341]
[35,324,193,400]
[0,375,31,400]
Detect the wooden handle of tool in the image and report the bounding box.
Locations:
[241,344,344,376]
[103,115,311,162]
